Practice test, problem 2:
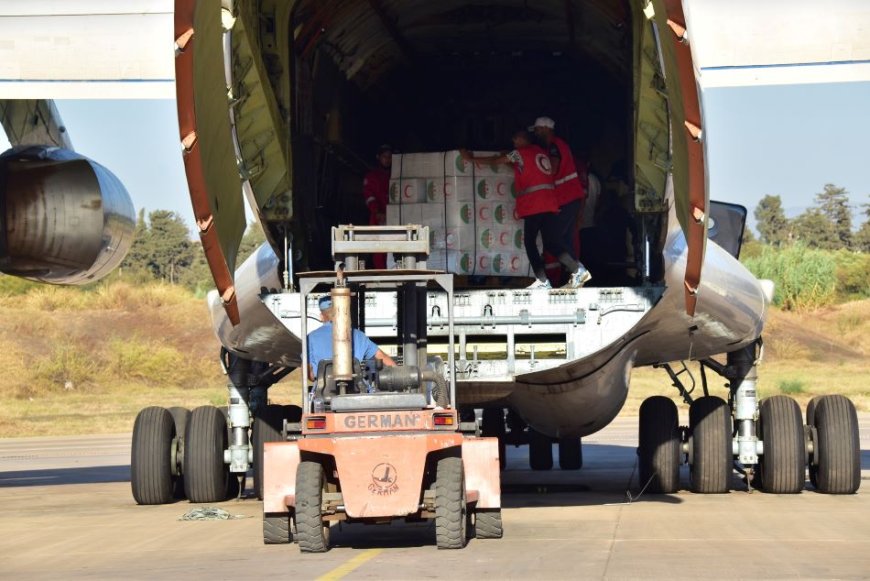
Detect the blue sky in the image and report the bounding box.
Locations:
[2,82,869,233]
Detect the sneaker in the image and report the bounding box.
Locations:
[567,267,592,288]
[526,278,552,290]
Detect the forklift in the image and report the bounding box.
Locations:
[261,225,502,552]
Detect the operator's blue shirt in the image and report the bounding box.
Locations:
[307,323,380,373]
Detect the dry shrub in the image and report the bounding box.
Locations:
[32,344,99,391]
[106,338,215,387]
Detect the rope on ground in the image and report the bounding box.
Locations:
[621,455,657,504]
[178,507,250,521]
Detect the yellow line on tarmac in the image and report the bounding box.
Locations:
[316,549,383,581]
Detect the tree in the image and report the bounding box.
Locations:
[146,210,195,283]
[238,221,268,264]
[121,208,152,273]
[815,183,852,249]
[754,195,789,246]
[790,208,838,249]
[855,202,870,253]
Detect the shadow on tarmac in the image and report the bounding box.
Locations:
[0,465,130,487]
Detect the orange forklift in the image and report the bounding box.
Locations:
[261,225,502,552]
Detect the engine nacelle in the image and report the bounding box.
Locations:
[0,146,135,285]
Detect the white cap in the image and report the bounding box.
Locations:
[529,116,555,131]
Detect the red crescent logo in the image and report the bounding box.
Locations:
[497,183,507,196]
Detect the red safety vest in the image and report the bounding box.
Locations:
[551,136,585,206]
[513,145,559,218]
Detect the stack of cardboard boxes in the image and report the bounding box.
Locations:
[386,150,532,277]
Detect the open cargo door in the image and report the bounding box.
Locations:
[634,0,707,316]
[174,0,294,325]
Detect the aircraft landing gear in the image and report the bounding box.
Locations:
[130,349,296,505]
[637,338,861,495]
[480,407,584,471]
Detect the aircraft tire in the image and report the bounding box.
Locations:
[758,396,805,494]
[528,429,553,471]
[638,396,681,493]
[435,456,467,549]
[131,406,175,505]
[184,406,231,503]
[253,405,295,500]
[167,407,190,499]
[558,437,583,470]
[812,395,860,494]
[474,509,503,539]
[689,396,732,493]
[481,408,506,470]
[263,512,293,544]
[295,461,329,552]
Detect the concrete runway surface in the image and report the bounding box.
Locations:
[1,415,869,580]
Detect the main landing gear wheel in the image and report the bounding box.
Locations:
[295,461,330,553]
[810,395,860,494]
[131,406,175,505]
[167,406,190,499]
[481,408,507,470]
[254,405,302,500]
[689,396,732,494]
[263,513,294,545]
[435,456,467,549]
[758,396,805,494]
[184,406,232,503]
[558,437,583,470]
[638,396,681,494]
[528,429,553,471]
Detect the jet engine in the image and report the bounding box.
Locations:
[0,146,135,285]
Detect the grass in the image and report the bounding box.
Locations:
[0,278,867,436]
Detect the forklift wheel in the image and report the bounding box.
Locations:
[295,461,329,552]
[435,457,467,549]
[474,509,503,539]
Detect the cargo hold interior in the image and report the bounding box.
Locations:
[287,0,665,286]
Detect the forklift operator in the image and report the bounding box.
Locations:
[307,296,396,380]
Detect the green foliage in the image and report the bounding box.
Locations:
[0,274,38,296]
[753,195,790,247]
[743,245,837,311]
[106,339,186,384]
[33,344,99,391]
[832,250,870,300]
[815,184,852,249]
[778,379,806,394]
[790,208,838,249]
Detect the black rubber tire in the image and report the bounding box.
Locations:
[689,396,732,494]
[263,513,293,544]
[435,456,467,549]
[296,461,329,552]
[558,437,583,470]
[183,406,231,503]
[758,396,805,494]
[253,405,288,500]
[481,408,507,470]
[131,406,175,505]
[474,509,503,539]
[806,396,821,488]
[813,395,860,494]
[638,396,681,494]
[167,407,190,499]
[528,428,553,471]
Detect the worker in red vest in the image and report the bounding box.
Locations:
[531,117,591,286]
[362,144,392,269]
[461,130,589,289]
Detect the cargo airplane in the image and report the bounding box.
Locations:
[1,0,866,505]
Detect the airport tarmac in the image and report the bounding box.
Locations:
[1,415,869,580]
